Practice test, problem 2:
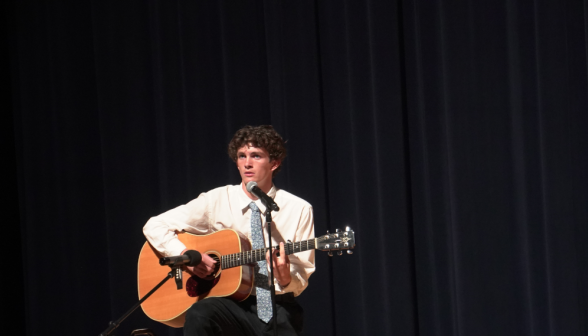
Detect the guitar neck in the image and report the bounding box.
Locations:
[220,239,316,269]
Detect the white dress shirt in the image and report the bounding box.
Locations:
[143,184,315,296]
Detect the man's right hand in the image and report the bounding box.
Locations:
[182,249,217,278]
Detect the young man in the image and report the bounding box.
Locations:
[143,125,315,335]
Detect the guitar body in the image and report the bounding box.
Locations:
[138,230,253,328]
[138,226,356,328]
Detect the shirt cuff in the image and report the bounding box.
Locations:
[277,272,301,293]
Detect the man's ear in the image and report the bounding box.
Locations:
[271,160,281,171]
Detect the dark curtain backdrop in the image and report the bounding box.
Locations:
[7,0,588,335]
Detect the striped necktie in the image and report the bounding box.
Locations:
[249,202,273,323]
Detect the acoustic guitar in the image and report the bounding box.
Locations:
[137,228,355,327]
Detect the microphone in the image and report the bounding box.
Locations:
[159,250,202,267]
[246,181,280,211]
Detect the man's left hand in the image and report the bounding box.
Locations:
[267,242,291,287]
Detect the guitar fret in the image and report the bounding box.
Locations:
[194,237,323,272]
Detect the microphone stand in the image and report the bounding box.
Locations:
[265,208,279,336]
[99,265,184,336]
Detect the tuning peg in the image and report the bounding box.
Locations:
[336,228,340,232]
[326,230,330,234]
[345,226,351,231]
[347,250,353,255]
[337,251,343,256]
[328,251,333,257]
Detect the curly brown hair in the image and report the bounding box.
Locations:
[228,125,287,176]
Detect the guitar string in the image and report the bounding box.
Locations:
[221,239,317,269]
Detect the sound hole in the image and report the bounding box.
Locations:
[185,253,222,297]
[209,254,221,277]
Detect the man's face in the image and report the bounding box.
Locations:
[236,144,280,191]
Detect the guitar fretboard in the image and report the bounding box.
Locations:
[221,239,316,269]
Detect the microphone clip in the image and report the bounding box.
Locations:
[172,266,183,290]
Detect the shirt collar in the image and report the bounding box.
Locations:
[238,183,277,215]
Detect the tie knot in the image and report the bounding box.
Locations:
[249,202,260,213]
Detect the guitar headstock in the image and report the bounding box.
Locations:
[316,227,356,256]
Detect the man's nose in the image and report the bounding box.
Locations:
[245,156,252,167]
